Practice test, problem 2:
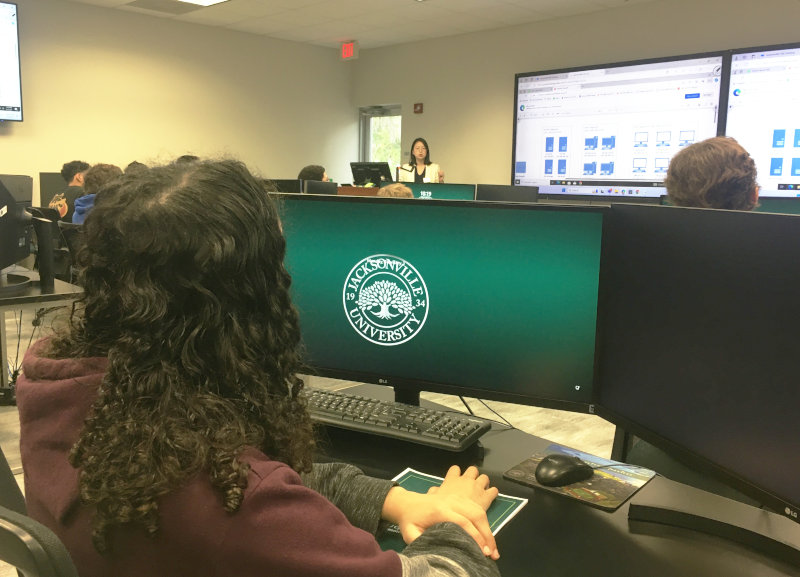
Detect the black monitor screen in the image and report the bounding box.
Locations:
[279,194,603,411]
[350,162,393,187]
[269,179,303,193]
[39,172,66,202]
[0,2,21,122]
[513,53,725,198]
[0,174,32,204]
[303,180,338,195]
[725,43,800,198]
[0,179,27,271]
[595,203,800,519]
[476,184,538,203]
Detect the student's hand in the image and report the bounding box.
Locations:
[381,468,499,559]
[438,170,445,183]
[427,465,498,511]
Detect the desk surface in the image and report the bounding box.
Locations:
[316,384,800,577]
[0,271,83,390]
[0,270,82,310]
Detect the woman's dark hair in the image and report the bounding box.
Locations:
[297,164,326,181]
[665,137,759,211]
[48,159,314,553]
[408,137,431,166]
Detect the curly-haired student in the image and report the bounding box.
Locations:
[17,159,500,577]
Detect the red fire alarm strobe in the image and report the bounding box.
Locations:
[341,41,359,60]
[414,103,423,114]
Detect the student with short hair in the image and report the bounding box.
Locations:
[49,160,91,221]
[665,136,759,210]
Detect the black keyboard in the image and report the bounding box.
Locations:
[306,388,491,452]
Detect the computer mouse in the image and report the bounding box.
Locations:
[534,454,595,487]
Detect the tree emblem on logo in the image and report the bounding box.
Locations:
[343,255,429,346]
[357,280,414,320]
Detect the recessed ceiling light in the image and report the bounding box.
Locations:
[176,0,229,6]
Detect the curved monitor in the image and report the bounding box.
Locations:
[513,52,727,199]
[278,194,604,412]
[595,203,800,522]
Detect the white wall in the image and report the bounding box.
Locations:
[2,0,357,203]
[352,0,800,185]
[7,0,800,200]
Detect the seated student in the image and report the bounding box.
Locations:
[298,164,329,182]
[16,159,500,577]
[72,163,123,224]
[378,183,414,198]
[665,136,759,210]
[48,160,90,222]
[397,138,444,184]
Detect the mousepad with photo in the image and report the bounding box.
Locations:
[503,444,656,511]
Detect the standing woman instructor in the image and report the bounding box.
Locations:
[398,138,445,183]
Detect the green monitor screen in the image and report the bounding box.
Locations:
[278,194,604,412]
[387,182,476,201]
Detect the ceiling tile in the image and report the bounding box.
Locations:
[58,0,661,50]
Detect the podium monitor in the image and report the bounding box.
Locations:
[350,162,393,187]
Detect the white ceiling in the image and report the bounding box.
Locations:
[61,0,658,50]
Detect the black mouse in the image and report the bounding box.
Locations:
[534,454,595,487]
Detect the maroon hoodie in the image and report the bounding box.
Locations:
[16,339,499,577]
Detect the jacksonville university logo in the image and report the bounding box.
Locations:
[343,254,429,346]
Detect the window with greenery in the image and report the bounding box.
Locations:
[359,105,401,172]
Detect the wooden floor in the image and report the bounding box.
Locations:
[2,310,617,576]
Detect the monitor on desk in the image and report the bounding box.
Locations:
[350,162,393,187]
[303,180,338,195]
[278,194,603,412]
[268,179,303,193]
[0,178,32,294]
[595,203,800,523]
[475,184,538,203]
[39,172,66,202]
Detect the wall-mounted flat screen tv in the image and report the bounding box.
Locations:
[0,2,22,122]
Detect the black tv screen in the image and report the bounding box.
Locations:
[724,42,800,198]
[0,2,22,122]
[513,52,726,199]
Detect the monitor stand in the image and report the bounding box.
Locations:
[628,483,800,566]
[0,272,31,297]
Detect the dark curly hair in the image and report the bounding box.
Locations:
[47,159,315,553]
[665,136,759,211]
